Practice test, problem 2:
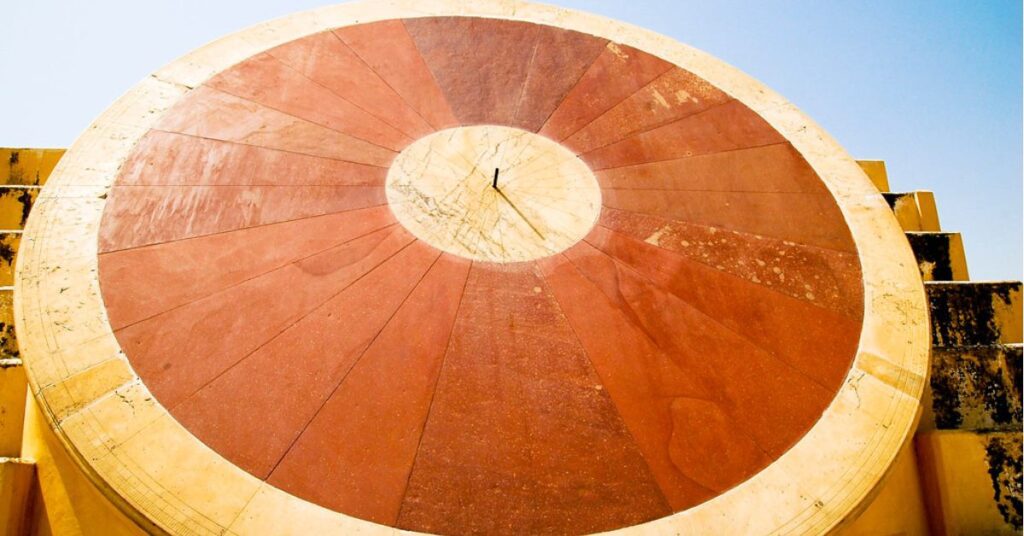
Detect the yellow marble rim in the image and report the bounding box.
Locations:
[386,125,601,263]
[15,1,929,534]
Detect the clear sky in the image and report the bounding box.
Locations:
[4,1,1020,280]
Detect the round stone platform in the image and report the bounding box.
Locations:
[15,2,930,535]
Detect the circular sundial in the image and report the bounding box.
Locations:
[16,2,929,535]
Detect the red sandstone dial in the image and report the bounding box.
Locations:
[19,4,928,536]
[97,17,862,534]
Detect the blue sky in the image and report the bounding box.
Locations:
[4,1,1020,280]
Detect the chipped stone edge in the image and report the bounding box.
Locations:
[14,1,929,534]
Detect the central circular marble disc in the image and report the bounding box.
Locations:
[386,126,601,262]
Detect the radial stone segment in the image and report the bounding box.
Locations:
[16,2,930,536]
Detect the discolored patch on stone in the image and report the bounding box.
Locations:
[929,346,1022,431]
[585,225,861,392]
[0,289,16,358]
[539,254,720,508]
[599,208,863,319]
[881,191,940,232]
[927,282,1022,347]
[601,187,857,254]
[1007,345,1023,402]
[0,232,20,287]
[906,232,967,281]
[1,148,64,186]
[666,399,775,492]
[985,433,1023,531]
[554,242,835,461]
[0,186,38,230]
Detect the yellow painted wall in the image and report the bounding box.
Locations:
[856,160,890,192]
[0,458,35,536]
[840,440,931,535]
[0,362,26,458]
[916,431,1022,535]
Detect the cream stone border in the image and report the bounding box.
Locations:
[15,1,929,534]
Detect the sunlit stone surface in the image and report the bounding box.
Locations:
[386,126,601,263]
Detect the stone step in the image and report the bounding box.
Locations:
[0,231,21,287]
[922,344,1022,432]
[0,288,15,361]
[0,358,26,458]
[916,430,1022,534]
[0,457,35,534]
[906,231,969,281]
[926,281,1023,347]
[0,186,38,231]
[856,159,890,192]
[882,191,941,232]
[1,148,64,186]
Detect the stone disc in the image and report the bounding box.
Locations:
[16,2,929,535]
